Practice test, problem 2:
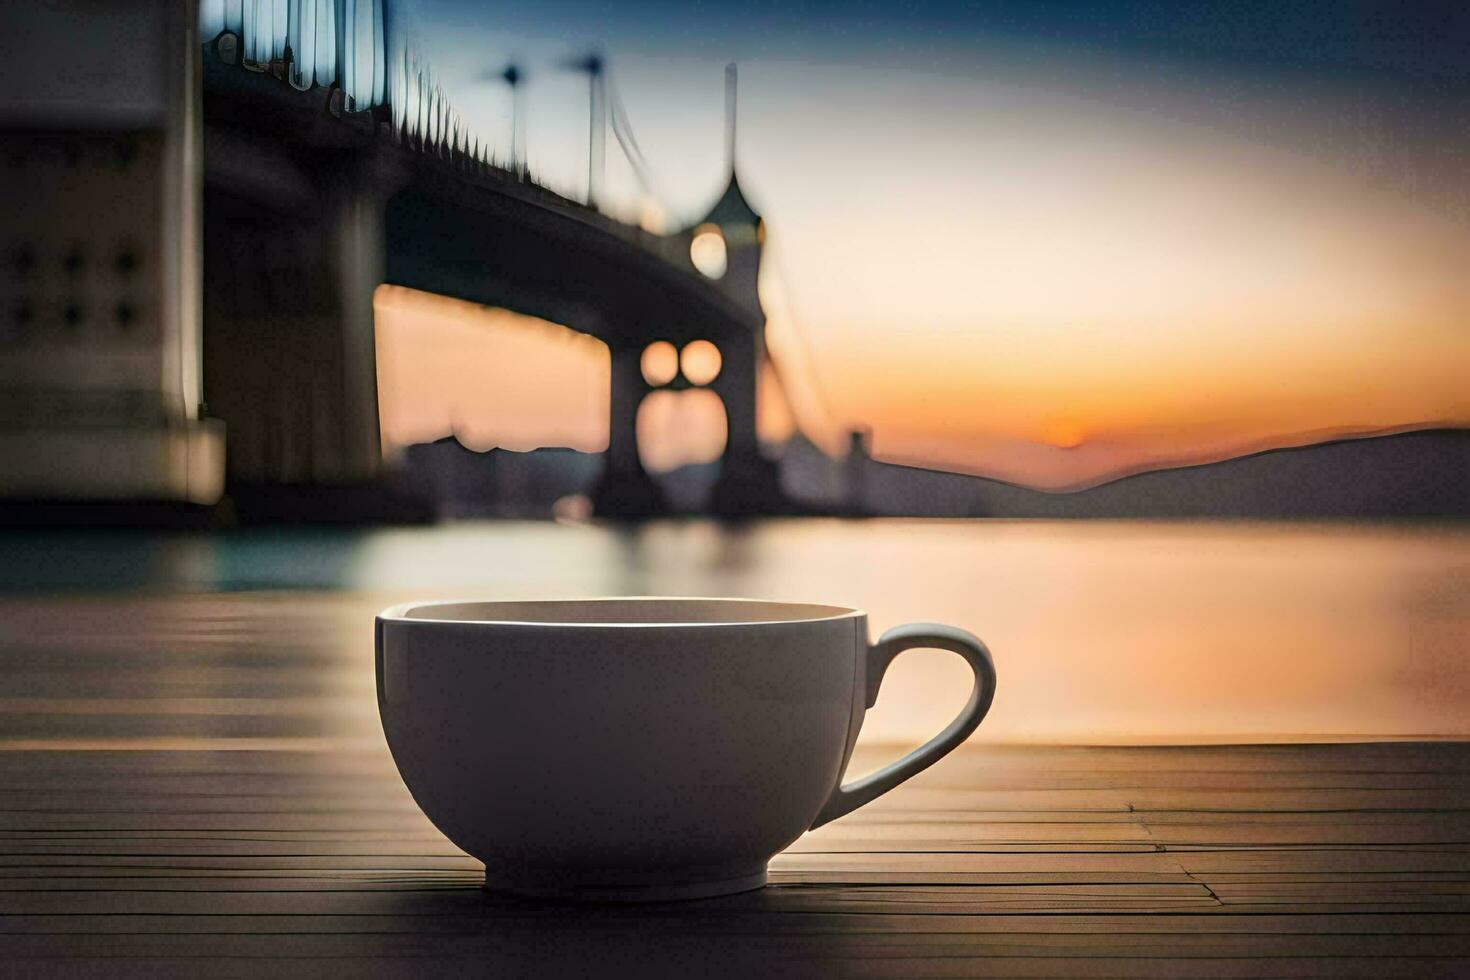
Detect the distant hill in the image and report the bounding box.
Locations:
[396,428,1467,519]
[818,428,1468,518]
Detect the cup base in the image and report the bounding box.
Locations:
[482,866,768,903]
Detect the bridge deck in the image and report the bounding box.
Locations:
[2,592,1467,977]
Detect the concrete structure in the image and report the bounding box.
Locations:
[0,0,224,504]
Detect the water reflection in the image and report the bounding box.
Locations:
[1,519,1466,741]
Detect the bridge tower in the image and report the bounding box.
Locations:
[590,63,785,517]
[696,65,785,515]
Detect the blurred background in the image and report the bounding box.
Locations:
[0,0,1465,744]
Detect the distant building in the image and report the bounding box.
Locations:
[0,1,223,504]
[843,426,873,513]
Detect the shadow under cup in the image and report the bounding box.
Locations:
[376,597,994,901]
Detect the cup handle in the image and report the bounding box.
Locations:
[810,623,997,829]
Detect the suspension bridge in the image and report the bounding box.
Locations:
[25,3,1459,524]
[197,0,809,516]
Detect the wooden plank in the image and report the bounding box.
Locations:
[770,851,1191,877]
[833,956,1470,978]
[913,743,1470,777]
[1175,849,1470,875]
[0,883,1222,917]
[786,840,1163,854]
[3,929,1469,958]
[802,820,1156,843]
[0,854,484,871]
[749,884,1222,914]
[1,956,1460,980]
[2,910,1468,937]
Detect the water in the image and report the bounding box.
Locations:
[2,519,1466,742]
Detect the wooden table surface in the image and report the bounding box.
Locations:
[1,593,1467,977]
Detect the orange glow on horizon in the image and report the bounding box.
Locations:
[742,57,1470,485]
[373,286,610,456]
[374,279,1468,491]
[816,325,1470,489]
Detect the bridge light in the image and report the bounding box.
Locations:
[680,340,722,386]
[640,340,678,387]
[690,224,727,279]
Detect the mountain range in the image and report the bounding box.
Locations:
[784,427,1469,518]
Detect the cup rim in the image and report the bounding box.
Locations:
[377,596,865,628]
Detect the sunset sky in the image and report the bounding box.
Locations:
[377,1,1470,490]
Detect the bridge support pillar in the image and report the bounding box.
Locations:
[202,159,386,494]
[708,331,785,516]
[590,341,666,518]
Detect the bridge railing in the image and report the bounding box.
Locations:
[200,0,668,224]
[201,0,387,109]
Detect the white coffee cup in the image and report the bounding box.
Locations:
[376,597,996,901]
